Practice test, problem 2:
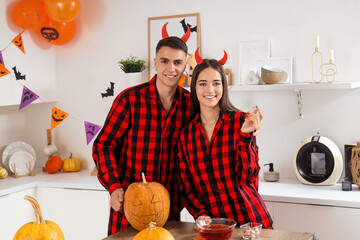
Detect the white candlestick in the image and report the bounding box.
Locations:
[329,49,334,63]
[315,35,319,51]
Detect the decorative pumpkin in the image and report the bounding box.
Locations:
[45,155,63,174]
[124,172,170,231]
[62,153,82,172]
[133,222,174,240]
[13,195,64,240]
[0,167,8,179]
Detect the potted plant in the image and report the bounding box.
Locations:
[118,56,147,88]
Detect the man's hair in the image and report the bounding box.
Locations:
[190,59,238,119]
[155,36,188,55]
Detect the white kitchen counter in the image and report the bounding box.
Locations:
[1,168,359,209]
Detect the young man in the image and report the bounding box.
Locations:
[92,36,191,235]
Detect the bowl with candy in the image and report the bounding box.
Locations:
[240,222,262,239]
[195,218,237,240]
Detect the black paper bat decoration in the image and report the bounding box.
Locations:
[180,19,197,34]
[12,66,26,80]
[101,82,115,98]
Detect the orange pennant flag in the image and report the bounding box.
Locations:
[12,34,25,54]
[0,62,10,77]
[51,107,69,130]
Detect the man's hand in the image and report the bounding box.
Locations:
[110,188,124,211]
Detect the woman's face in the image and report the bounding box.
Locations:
[195,67,223,110]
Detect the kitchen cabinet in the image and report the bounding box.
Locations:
[270,202,360,240]
[35,187,110,240]
[0,188,35,240]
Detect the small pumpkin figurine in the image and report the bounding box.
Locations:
[13,195,64,240]
[45,155,63,174]
[62,153,82,172]
[124,172,170,231]
[0,167,8,179]
[133,222,175,240]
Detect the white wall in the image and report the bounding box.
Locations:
[1,0,360,179]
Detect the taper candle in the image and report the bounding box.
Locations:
[315,35,319,51]
[329,49,334,63]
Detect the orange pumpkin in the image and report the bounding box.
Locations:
[124,173,170,231]
[13,195,64,240]
[45,155,63,174]
[133,222,174,240]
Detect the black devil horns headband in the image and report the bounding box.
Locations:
[162,22,191,42]
[194,48,228,66]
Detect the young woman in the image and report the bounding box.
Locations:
[177,59,273,228]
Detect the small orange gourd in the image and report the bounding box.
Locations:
[62,153,82,172]
[133,222,175,240]
[13,195,64,240]
[45,155,62,174]
[124,173,170,231]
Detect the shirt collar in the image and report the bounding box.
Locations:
[148,74,184,102]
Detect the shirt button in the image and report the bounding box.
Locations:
[209,155,212,160]
[215,189,219,193]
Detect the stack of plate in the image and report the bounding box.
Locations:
[1,141,36,175]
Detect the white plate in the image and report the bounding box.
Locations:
[2,141,36,175]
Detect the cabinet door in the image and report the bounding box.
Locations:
[263,201,274,226]
[36,187,110,240]
[274,202,360,240]
[0,188,35,240]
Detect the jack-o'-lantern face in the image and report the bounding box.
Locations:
[124,177,170,231]
[12,34,25,54]
[51,107,69,130]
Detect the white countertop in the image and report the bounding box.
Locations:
[1,168,359,209]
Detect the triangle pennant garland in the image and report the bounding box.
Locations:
[19,86,39,110]
[84,121,102,145]
[12,33,25,54]
[51,107,69,130]
[0,52,4,66]
[0,62,10,77]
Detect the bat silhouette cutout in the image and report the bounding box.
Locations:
[180,19,197,33]
[12,66,26,80]
[101,82,115,98]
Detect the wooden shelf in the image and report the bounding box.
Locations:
[228,82,360,91]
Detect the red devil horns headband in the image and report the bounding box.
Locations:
[195,48,228,66]
[162,22,191,43]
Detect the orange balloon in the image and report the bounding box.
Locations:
[37,16,76,45]
[44,0,81,22]
[12,0,47,30]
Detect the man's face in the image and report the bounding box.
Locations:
[154,46,187,88]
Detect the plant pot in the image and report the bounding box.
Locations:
[125,72,142,88]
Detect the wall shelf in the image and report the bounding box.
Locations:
[227,82,360,118]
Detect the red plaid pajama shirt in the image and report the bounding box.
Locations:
[92,75,191,235]
[177,111,273,229]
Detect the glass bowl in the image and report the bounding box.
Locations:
[195,218,237,240]
[240,222,262,239]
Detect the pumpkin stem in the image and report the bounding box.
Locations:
[141,172,147,184]
[148,221,158,230]
[24,195,46,224]
[70,153,73,158]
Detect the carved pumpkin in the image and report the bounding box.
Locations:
[0,167,8,179]
[45,155,63,174]
[124,173,170,231]
[13,195,64,240]
[62,153,82,172]
[133,222,175,240]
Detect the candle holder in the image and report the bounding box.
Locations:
[312,48,323,83]
[320,59,337,83]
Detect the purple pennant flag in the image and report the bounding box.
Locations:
[84,121,102,145]
[19,86,39,110]
[0,52,4,67]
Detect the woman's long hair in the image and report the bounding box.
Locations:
[190,59,238,119]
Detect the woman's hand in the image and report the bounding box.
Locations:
[110,188,124,211]
[241,105,264,136]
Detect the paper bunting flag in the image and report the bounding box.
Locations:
[12,34,25,54]
[19,86,39,110]
[0,62,10,77]
[51,107,69,130]
[0,52,4,66]
[84,121,102,145]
